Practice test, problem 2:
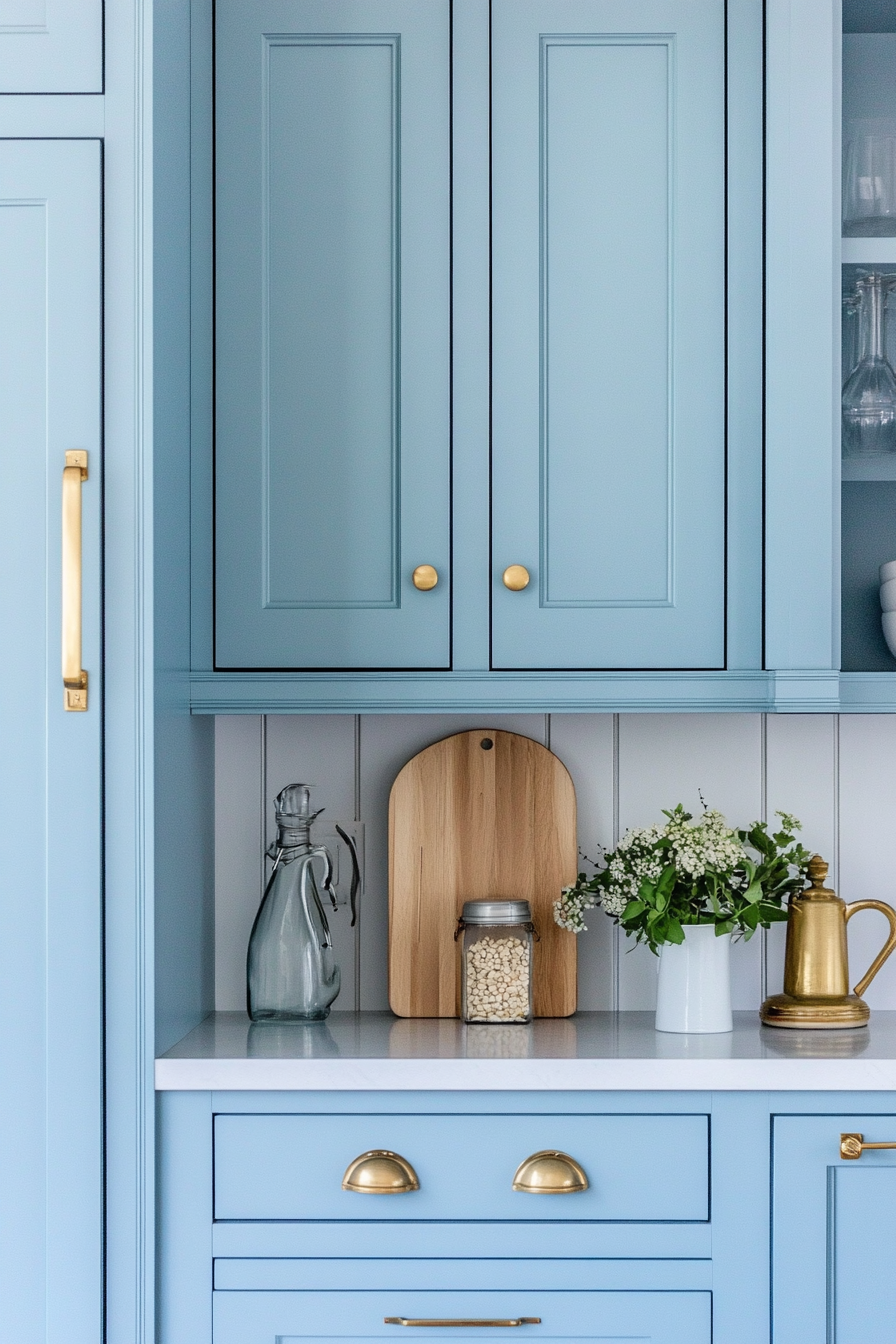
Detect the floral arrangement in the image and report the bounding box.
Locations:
[554,805,812,955]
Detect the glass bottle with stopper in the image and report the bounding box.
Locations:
[247,783,347,1021]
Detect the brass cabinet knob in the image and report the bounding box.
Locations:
[502,565,530,591]
[412,565,439,591]
[512,1150,588,1193]
[342,1150,420,1193]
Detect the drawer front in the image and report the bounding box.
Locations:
[213,1112,708,1221]
[213,1290,711,1343]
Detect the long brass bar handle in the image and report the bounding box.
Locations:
[384,1320,541,1329]
[845,899,896,998]
[62,450,88,712]
[841,1132,896,1160]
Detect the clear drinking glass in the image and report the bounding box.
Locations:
[842,272,896,457]
[458,899,535,1024]
[247,783,341,1021]
[843,120,896,237]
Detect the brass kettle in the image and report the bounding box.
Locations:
[761,855,896,1028]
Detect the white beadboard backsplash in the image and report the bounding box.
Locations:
[214,713,896,1014]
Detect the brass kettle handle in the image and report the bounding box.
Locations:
[342,1150,419,1193]
[512,1150,588,1193]
[845,899,896,998]
[841,1132,896,1160]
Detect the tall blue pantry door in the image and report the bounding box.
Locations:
[490,0,726,669]
[215,0,451,669]
[0,141,102,1344]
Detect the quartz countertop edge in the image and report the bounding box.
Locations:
[154,1011,896,1091]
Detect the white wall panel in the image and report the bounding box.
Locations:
[214,713,896,1015]
[616,715,763,1010]
[548,715,615,1010]
[839,716,896,1011]
[215,717,263,1013]
[357,715,547,1010]
[264,716,360,1010]
[764,715,837,1000]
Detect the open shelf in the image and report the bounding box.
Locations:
[842,238,896,264]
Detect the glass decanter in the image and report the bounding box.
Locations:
[247,783,341,1021]
[842,271,896,457]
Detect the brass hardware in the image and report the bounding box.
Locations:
[412,565,439,591]
[511,1150,588,1193]
[62,450,88,711]
[384,1320,541,1329]
[840,1132,896,1160]
[341,1150,420,1193]
[760,855,896,1028]
[502,564,530,591]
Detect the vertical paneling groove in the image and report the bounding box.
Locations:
[260,715,268,897]
[354,715,362,1011]
[611,713,620,1013]
[760,713,768,1001]
[832,713,841,892]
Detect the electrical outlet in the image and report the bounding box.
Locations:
[316,821,364,909]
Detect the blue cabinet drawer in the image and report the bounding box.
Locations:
[213,1112,709,1221]
[213,1290,710,1343]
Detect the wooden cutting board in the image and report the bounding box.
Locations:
[389,729,578,1017]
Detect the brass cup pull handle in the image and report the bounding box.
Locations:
[845,899,896,998]
[342,1150,420,1193]
[62,450,89,712]
[412,565,439,591]
[502,564,530,591]
[512,1150,588,1193]
[385,1320,541,1329]
[841,1132,896,1160]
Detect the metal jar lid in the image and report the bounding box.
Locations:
[461,899,531,925]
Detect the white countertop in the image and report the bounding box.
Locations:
[155,1011,896,1091]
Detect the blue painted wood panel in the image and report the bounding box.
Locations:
[773,1111,896,1343]
[490,0,726,669]
[0,0,101,92]
[213,1259,712,1291]
[213,1290,711,1344]
[213,1112,709,1221]
[215,0,450,669]
[0,140,101,1344]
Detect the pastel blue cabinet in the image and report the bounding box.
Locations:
[0,0,102,92]
[213,1290,711,1344]
[490,0,726,670]
[0,140,102,1344]
[213,1111,709,1221]
[212,0,753,680]
[158,1090,770,1344]
[214,0,451,670]
[773,1112,896,1344]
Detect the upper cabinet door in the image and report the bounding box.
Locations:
[0,0,101,92]
[490,0,726,670]
[0,140,102,1344]
[215,0,451,670]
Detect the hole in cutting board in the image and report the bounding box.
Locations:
[480,738,494,750]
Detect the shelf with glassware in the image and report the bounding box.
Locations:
[840,26,896,682]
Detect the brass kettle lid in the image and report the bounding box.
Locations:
[798,854,839,901]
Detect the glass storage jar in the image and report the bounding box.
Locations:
[457,900,535,1024]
